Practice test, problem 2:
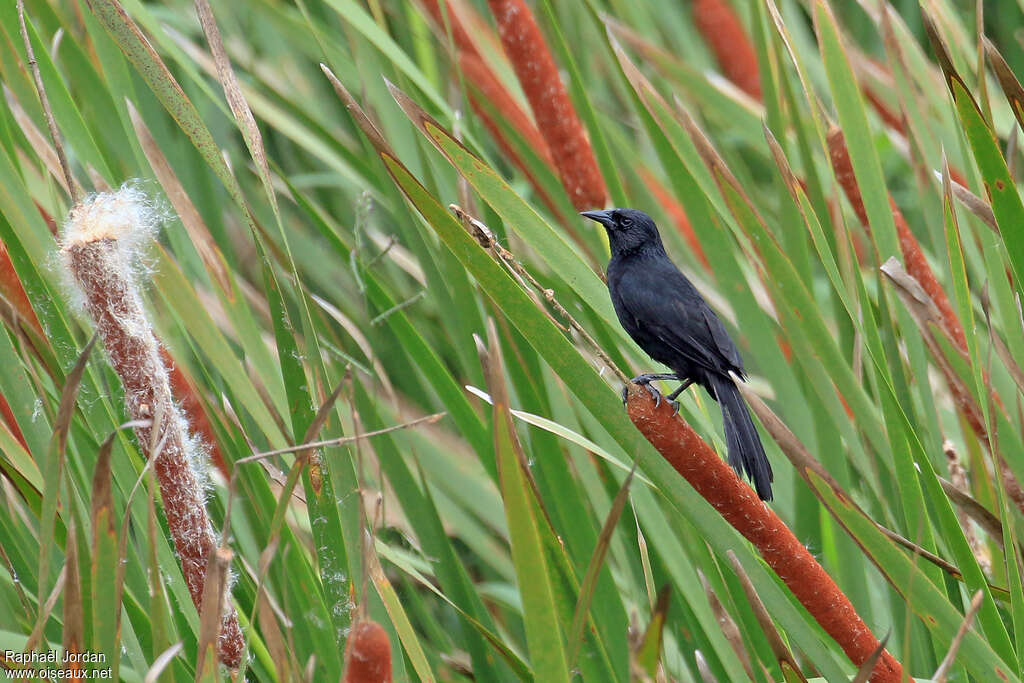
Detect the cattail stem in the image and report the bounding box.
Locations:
[626,385,902,682]
[488,0,607,209]
[60,190,243,668]
[0,243,43,337]
[457,49,563,219]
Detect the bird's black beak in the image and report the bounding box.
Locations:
[580,210,614,229]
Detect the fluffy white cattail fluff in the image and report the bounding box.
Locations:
[60,186,243,668]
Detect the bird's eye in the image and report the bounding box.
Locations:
[620,216,634,227]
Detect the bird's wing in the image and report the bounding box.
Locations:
[699,306,745,374]
[620,261,742,375]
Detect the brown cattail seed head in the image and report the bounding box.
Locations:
[344,620,393,683]
[488,0,608,210]
[59,186,244,668]
[626,386,903,681]
[692,0,762,100]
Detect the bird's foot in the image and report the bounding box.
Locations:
[620,384,661,407]
[628,374,673,408]
[668,399,680,415]
[666,378,694,402]
[630,373,679,385]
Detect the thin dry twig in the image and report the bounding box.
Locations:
[450,203,630,385]
[25,567,66,654]
[369,290,426,325]
[944,440,991,571]
[17,0,79,204]
[932,590,984,682]
[696,569,754,679]
[725,551,805,682]
[237,412,446,463]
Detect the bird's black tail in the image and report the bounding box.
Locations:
[709,375,773,501]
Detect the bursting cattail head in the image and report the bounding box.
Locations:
[59,184,164,314]
[58,184,244,668]
[61,185,161,264]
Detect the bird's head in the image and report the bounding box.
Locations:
[580,208,664,257]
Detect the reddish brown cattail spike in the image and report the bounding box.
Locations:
[0,392,29,452]
[0,242,44,337]
[692,0,762,101]
[626,385,903,682]
[488,0,607,210]
[890,198,967,351]
[422,2,561,207]
[421,0,478,55]
[862,86,905,133]
[344,620,393,683]
[458,51,554,168]
[639,168,710,270]
[161,347,230,480]
[827,126,871,229]
[460,53,564,219]
[467,94,567,222]
[827,126,967,353]
[60,189,243,668]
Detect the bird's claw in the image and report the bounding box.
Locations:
[628,376,664,407]
[646,383,662,407]
[668,399,680,415]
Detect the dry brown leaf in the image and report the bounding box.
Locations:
[193,0,276,212]
[725,550,806,681]
[195,546,233,676]
[696,569,754,679]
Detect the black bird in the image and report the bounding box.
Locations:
[581,208,773,501]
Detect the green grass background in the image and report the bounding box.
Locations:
[2,0,1024,680]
